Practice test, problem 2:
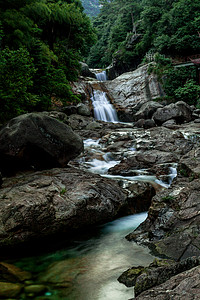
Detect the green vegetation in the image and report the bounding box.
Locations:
[0,0,96,123]
[86,0,200,105]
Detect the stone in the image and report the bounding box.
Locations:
[153,101,192,125]
[104,64,164,119]
[118,257,200,295]
[127,178,200,260]
[143,119,156,129]
[162,119,177,127]
[135,265,200,299]
[24,284,47,295]
[0,167,126,249]
[79,62,96,78]
[77,103,91,116]
[0,262,32,282]
[134,101,163,120]
[0,113,83,175]
[0,282,22,298]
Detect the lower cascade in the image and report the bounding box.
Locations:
[91,89,119,122]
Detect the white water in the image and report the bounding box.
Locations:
[95,70,107,81]
[91,90,119,122]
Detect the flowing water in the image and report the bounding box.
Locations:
[95,70,107,81]
[91,90,119,123]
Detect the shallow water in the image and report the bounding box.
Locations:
[15,213,155,300]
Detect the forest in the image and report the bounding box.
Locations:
[0,0,96,122]
[1,0,200,123]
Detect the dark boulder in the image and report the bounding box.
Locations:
[153,101,192,125]
[0,167,127,250]
[0,113,83,175]
[79,62,96,78]
[134,101,163,121]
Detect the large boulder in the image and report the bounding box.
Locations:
[153,101,192,125]
[127,177,200,260]
[134,101,163,121]
[0,167,127,250]
[104,64,164,120]
[0,113,83,174]
[135,265,200,299]
[79,62,96,78]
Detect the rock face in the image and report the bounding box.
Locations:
[0,167,127,249]
[127,177,200,261]
[104,64,164,120]
[118,257,200,295]
[134,101,163,121]
[153,101,192,125]
[0,113,83,174]
[135,265,200,299]
[79,62,96,78]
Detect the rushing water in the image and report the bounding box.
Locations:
[95,70,107,81]
[91,90,119,122]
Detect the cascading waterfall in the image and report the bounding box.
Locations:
[91,90,119,123]
[95,70,107,81]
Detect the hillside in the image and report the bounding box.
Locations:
[81,0,100,17]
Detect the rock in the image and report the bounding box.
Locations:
[77,103,91,116]
[0,113,83,174]
[0,282,23,298]
[61,106,78,116]
[104,64,164,119]
[194,118,200,123]
[0,172,2,187]
[79,62,96,78]
[0,167,127,249]
[118,257,200,295]
[153,101,192,125]
[0,262,32,282]
[24,284,47,295]
[127,178,200,260]
[178,148,200,178]
[162,119,177,128]
[135,265,200,299]
[134,119,145,128]
[85,121,103,130]
[67,114,94,130]
[143,119,156,129]
[134,101,163,121]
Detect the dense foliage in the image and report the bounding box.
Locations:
[0,0,96,123]
[87,0,200,69]
[87,0,200,105]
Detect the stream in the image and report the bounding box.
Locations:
[10,77,176,299]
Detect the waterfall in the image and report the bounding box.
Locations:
[91,90,119,123]
[95,70,107,81]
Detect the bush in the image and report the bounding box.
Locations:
[174,79,200,105]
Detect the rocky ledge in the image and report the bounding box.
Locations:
[0,167,126,251]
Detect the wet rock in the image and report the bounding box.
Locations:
[0,262,32,282]
[85,121,103,130]
[135,265,200,299]
[24,284,47,295]
[0,113,83,175]
[104,64,164,117]
[67,114,94,130]
[0,167,127,249]
[134,119,145,128]
[77,103,91,116]
[134,101,163,121]
[143,119,156,129]
[119,257,200,295]
[153,101,192,125]
[162,119,177,128]
[178,148,200,178]
[127,178,200,260]
[0,281,23,298]
[79,62,96,78]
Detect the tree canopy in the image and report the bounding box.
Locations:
[0,0,96,122]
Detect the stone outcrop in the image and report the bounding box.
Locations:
[135,265,200,299]
[153,101,192,125]
[0,167,126,249]
[79,62,96,78]
[118,257,200,295]
[127,177,200,261]
[104,64,164,120]
[0,113,83,174]
[134,101,163,121]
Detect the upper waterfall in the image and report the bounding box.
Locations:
[95,70,107,81]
